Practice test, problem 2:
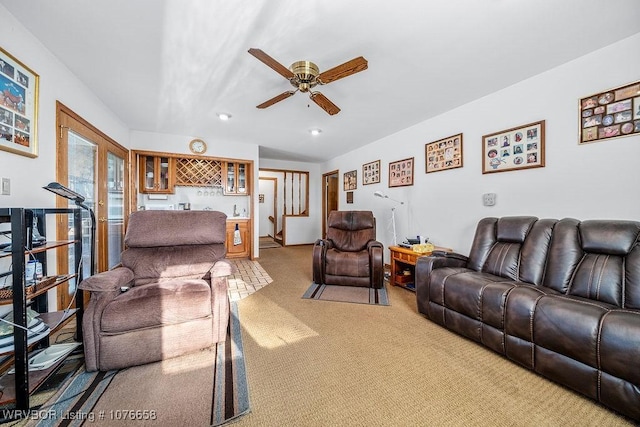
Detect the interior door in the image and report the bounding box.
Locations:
[56,102,129,309]
[322,170,339,238]
[258,178,277,237]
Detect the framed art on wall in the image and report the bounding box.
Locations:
[425,133,463,173]
[579,80,640,144]
[362,160,380,185]
[389,157,414,187]
[343,170,357,190]
[0,47,39,158]
[482,120,545,174]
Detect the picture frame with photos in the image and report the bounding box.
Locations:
[579,80,640,144]
[343,170,357,191]
[482,120,545,174]
[346,191,354,204]
[362,160,380,185]
[0,47,39,158]
[425,133,463,173]
[388,157,414,187]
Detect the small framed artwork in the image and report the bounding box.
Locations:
[346,191,354,204]
[343,170,357,191]
[389,157,414,187]
[579,80,640,144]
[362,160,380,185]
[482,120,545,174]
[0,47,39,158]
[425,133,463,173]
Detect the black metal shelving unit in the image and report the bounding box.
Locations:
[0,207,83,410]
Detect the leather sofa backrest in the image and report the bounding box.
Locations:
[543,218,640,308]
[467,216,554,285]
[121,210,228,285]
[326,210,376,252]
[124,210,227,247]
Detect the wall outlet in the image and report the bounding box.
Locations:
[483,192,496,206]
[1,178,9,195]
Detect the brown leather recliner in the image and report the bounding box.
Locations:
[313,210,384,288]
[79,210,232,372]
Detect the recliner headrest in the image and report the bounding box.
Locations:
[496,216,538,243]
[328,211,375,231]
[125,210,227,248]
[579,220,640,255]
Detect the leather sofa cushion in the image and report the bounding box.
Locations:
[325,248,370,277]
[122,244,226,286]
[101,279,212,333]
[580,220,640,255]
[599,310,640,385]
[534,295,615,368]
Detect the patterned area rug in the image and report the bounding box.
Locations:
[302,282,390,306]
[14,303,248,427]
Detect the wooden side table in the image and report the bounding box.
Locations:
[389,245,452,292]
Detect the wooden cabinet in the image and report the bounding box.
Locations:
[0,208,83,409]
[139,155,175,194]
[226,219,250,258]
[223,162,249,195]
[389,245,452,291]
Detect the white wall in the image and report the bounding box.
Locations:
[322,33,640,259]
[0,5,130,208]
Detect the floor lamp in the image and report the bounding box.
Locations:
[43,182,96,277]
[373,191,404,245]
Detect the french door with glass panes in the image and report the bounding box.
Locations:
[55,102,129,309]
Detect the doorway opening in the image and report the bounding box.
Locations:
[322,170,339,238]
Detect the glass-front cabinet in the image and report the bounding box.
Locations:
[139,155,175,194]
[224,162,249,195]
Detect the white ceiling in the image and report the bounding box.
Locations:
[3,0,640,162]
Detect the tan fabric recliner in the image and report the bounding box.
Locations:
[312,210,384,288]
[79,210,232,372]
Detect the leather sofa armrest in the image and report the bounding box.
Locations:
[312,239,327,284]
[210,259,236,277]
[78,267,134,292]
[415,253,468,283]
[367,240,384,288]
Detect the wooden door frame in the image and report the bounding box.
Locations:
[56,101,129,309]
[322,170,339,239]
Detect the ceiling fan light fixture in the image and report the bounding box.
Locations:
[309,128,322,136]
[217,112,232,121]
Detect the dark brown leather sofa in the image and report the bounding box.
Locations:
[313,210,384,288]
[415,216,640,421]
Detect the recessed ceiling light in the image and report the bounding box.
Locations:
[217,113,232,121]
[309,129,322,136]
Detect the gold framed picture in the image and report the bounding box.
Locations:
[579,80,640,144]
[482,120,545,174]
[343,170,357,190]
[0,46,39,158]
[389,157,414,187]
[425,133,463,173]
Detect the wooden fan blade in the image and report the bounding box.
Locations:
[317,56,368,84]
[256,91,296,109]
[310,92,340,116]
[248,48,294,80]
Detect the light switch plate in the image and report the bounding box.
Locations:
[1,178,9,195]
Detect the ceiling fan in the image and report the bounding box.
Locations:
[248,48,368,116]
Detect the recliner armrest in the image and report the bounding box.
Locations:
[210,259,236,277]
[78,267,134,292]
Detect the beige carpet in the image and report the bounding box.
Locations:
[233,245,633,426]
